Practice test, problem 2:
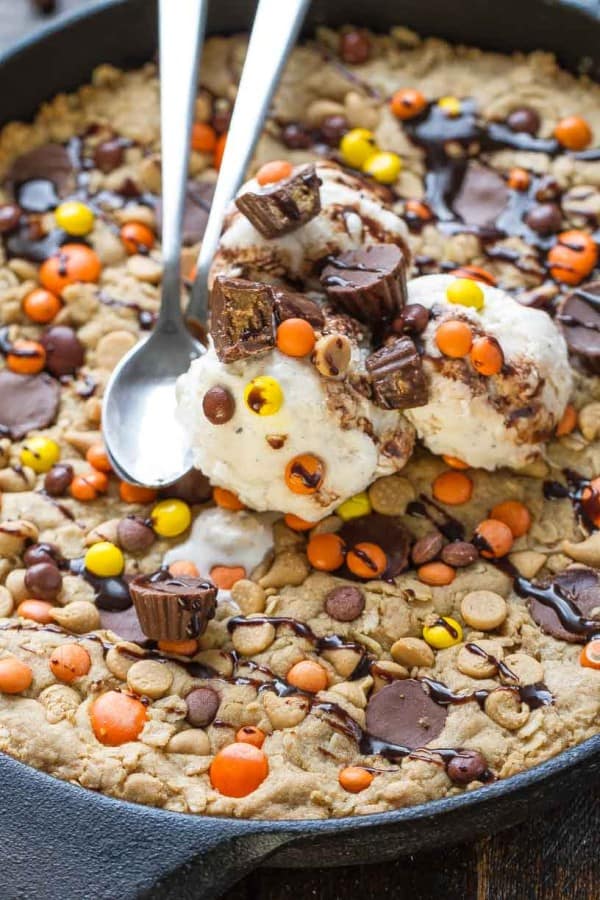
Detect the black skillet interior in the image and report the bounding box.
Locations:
[1,2,600,899]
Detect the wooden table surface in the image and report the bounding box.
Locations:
[4,2,600,898]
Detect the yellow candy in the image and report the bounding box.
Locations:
[151,499,192,538]
[422,616,463,650]
[55,201,95,237]
[362,151,402,185]
[446,278,485,310]
[20,436,60,473]
[84,541,124,577]
[339,128,378,169]
[243,376,283,417]
[337,492,372,521]
[438,96,461,117]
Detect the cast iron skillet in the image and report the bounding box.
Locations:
[1,1,600,898]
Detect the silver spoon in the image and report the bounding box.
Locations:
[103,0,309,487]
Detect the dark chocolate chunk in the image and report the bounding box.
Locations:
[0,204,21,233]
[185,686,220,727]
[0,370,60,439]
[320,243,407,325]
[391,303,430,336]
[202,386,235,424]
[94,138,125,174]
[506,107,541,136]
[117,517,155,553]
[557,281,600,373]
[44,463,74,497]
[130,570,217,640]
[24,562,62,602]
[366,337,428,410]
[272,288,325,328]
[446,749,489,785]
[441,541,479,567]
[529,566,600,643]
[525,202,562,235]
[339,513,410,579]
[8,143,74,203]
[365,679,447,750]
[40,326,85,377]
[161,468,211,505]
[235,164,321,238]
[324,585,365,622]
[452,163,509,228]
[281,123,313,150]
[210,276,275,363]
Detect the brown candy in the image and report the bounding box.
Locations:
[557,281,600,374]
[44,463,74,496]
[24,542,62,568]
[130,570,217,641]
[0,204,21,233]
[161,468,211,505]
[210,276,275,363]
[365,679,447,750]
[392,304,430,336]
[185,686,220,727]
[366,337,428,410]
[94,138,125,174]
[0,370,60,440]
[235,164,321,238]
[117,517,155,553]
[321,243,407,326]
[41,326,85,377]
[24,562,62,602]
[446,749,490,784]
[506,107,540,136]
[202,386,235,424]
[411,532,444,566]
[340,30,371,65]
[441,541,479,567]
[324,585,365,622]
[525,203,562,235]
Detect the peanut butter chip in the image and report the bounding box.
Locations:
[390,637,435,668]
[230,579,266,615]
[231,620,276,655]
[368,475,415,516]
[127,659,173,699]
[457,640,503,679]
[167,728,211,755]
[461,590,507,631]
[502,652,544,685]
[96,330,137,370]
[0,585,14,618]
[106,641,146,680]
[313,333,352,378]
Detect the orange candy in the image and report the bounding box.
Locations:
[86,443,112,473]
[213,486,245,510]
[556,403,577,437]
[432,471,473,505]
[17,599,54,624]
[168,560,200,577]
[339,765,374,793]
[507,167,530,191]
[285,454,324,495]
[214,132,227,169]
[580,477,600,528]
[120,222,155,255]
[119,482,158,504]
[405,199,433,222]
[489,500,531,538]
[442,455,469,470]
[580,639,600,670]
[157,638,198,656]
[554,115,592,151]
[209,742,269,797]
[284,513,316,531]
[474,518,514,558]
[90,690,147,746]
[80,468,108,494]
[346,542,387,579]
[191,122,217,153]
[209,565,246,590]
[447,266,497,287]
[6,339,46,375]
[235,725,266,748]
[49,643,91,684]
[256,160,293,186]
[547,231,598,285]
[0,657,33,694]
[276,318,316,357]
[390,88,427,120]
[22,288,62,324]
[470,336,504,376]
[287,659,329,693]
[70,475,100,502]
[39,244,101,294]
[435,320,473,358]
[417,561,456,586]
[306,533,345,571]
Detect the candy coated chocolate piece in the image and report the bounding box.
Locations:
[452,163,508,228]
[272,288,325,328]
[339,513,410,579]
[44,463,74,496]
[117,517,155,553]
[0,370,60,439]
[0,204,21,233]
[320,243,407,325]
[93,138,125,173]
[24,562,62,601]
[525,202,562,235]
[366,336,428,409]
[130,569,217,641]
[202,386,235,424]
[365,679,447,750]
[324,585,365,622]
[235,164,321,238]
[185,686,220,727]
[529,566,600,643]
[506,106,540,136]
[210,275,275,363]
[41,326,85,377]
[446,749,490,784]
[557,281,600,374]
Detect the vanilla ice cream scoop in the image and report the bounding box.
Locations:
[404,274,572,470]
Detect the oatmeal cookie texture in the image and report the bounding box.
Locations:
[0,26,599,819]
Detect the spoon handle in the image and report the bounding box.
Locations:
[157,0,208,330]
[187,0,310,326]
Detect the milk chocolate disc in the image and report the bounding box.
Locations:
[0,370,60,439]
[557,281,600,374]
[365,679,447,750]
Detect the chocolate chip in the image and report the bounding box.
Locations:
[235,164,321,238]
[24,562,62,601]
[365,679,447,750]
[272,289,325,328]
[117,517,155,553]
[324,585,365,622]
[130,570,218,640]
[441,541,479,567]
[411,532,444,566]
[557,281,600,374]
[185,686,220,727]
[0,370,60,440]
[506,107,540,136]
[366,336,428,410]
[525,202,562,235]
[161,468,211,505]
[40,326,85,377]
[94,138,125,174]
[44,463,74,496]
[320,115,349,146]
[0,204,21,233]
[281,123,313,150]
[321,243,408,325]
[8,143,74,202]
[529,566,600,642]
[340,30,371,65]
[202,386,235,424]
[391,303,430,336]
[23,542,63,568]
[446,749,489,785]
[339,514,410,579]
[210,276,275,364]
[452,162,509,228]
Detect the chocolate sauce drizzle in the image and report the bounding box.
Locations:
[406,494,465,541]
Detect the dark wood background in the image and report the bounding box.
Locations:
[5,2,600,898]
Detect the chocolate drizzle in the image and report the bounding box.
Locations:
[407,495,465,541]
